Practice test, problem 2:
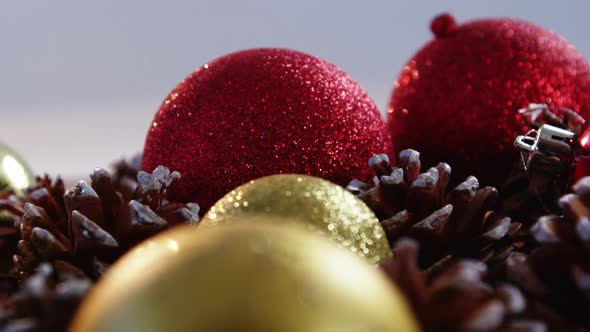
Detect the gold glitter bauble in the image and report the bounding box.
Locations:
[204,174,391,264]
[0,143,34,196]
[70,221,419,332]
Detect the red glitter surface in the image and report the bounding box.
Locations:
[389,13,590,187]
[143,48,392,210]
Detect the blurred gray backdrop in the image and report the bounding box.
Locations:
[2,0,590,176]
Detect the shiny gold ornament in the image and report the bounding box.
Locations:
[0,143,34,196]
[70,221,419,332]
[204,174,391,263]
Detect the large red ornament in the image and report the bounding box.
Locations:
[389,13,590,187]
[143,48,392,209]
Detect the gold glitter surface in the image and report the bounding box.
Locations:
[70,222,418,332]
[204,174,391,264]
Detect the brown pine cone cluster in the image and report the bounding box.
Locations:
[0,154,144,251]
[348,150,524,268]
[8,165,199,279]
[381,239,545,332]
[0,262,91,332]
[499,176,590,331]
[0,162,199,332]
[361,149,590,331]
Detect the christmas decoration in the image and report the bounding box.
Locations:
[505,103,587,224]
[389,13,590,187]
[2,165,199,280]
[381,239,545,332]
[0,143,34,197]
[70,221,419,332]
[3,13,590,332]
[204,174,391,264]
[348,150,523,267]
[142,48,392,210]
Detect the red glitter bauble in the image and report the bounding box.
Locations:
[143,48,392,209]
[389,13,590,187]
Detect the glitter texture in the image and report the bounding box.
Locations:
[204,174,392,264]
[389,13,590,187]
[142,48,392,209]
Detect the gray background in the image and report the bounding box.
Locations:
[2,0,589,177]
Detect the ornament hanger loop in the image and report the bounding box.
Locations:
[514,124,575,157]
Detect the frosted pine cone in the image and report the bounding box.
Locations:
[4,166,199,280]
[348,150,523,267]
[380,239,545,332]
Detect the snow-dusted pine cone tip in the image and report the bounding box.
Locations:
[348,149,525,268]
[8,165,199,280]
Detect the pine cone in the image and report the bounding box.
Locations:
[501,176,590,331]
[0,195,25,274]
[348,150,523,267]
[501,152,570,225]
[110,153,142,201]
[501,104,582,225]
[0,164,199,331]
[0,262,90,332]
[381,238,545,332]
[5,165,199,280]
